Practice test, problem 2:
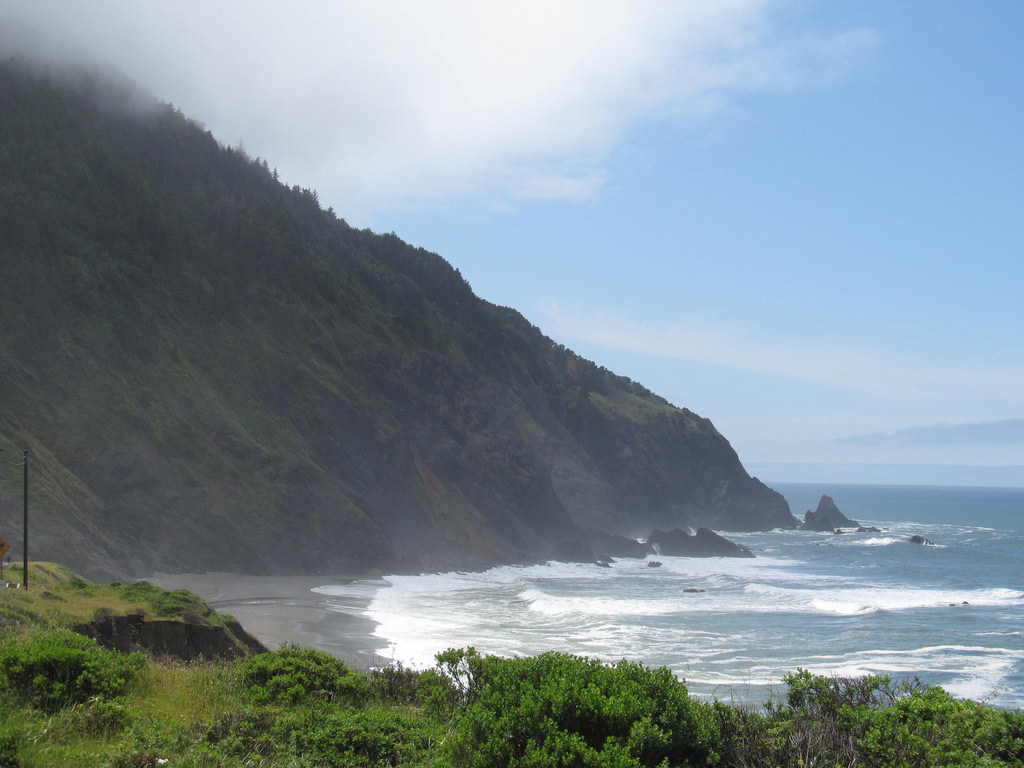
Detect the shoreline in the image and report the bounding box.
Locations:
[149,572,390,668]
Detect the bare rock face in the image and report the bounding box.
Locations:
[75,614,267,660]
[801,495,858,531]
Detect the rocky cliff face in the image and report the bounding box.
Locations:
[0,60,797,580]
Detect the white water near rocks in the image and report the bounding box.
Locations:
[315,483,1024,708]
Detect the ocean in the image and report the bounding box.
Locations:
[315,483,1024,709]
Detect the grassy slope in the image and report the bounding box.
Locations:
[0,561,245,641]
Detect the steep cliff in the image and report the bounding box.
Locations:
[0,59,796,579]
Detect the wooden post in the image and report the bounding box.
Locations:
[22,449,27,590]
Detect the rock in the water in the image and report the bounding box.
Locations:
[646,560,663,568]
[551,540,620,567]
[801,495,858,531]
[856,525,882,533]
[908,534,935,546]
[554,531,656,565]
[646,527,754,558]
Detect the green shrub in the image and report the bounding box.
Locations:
[294,707,437,768]
[0,628,145,712]
[367,661,423,705]
[762,669,1024,768]
[709,700,775,768]
[765,669,900,768]
[444,650,719,768]
[416,647,487,719]
[201,703,439,767]
[858,684,1024,767]
[235,645,367,706]
[204,707,280,759]
[981,707,1024,764]
[784,667,899,715]
[116,581,210,619]
[0,729,20,768]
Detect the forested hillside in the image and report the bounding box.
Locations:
[0,58,795,579]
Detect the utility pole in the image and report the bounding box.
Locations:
[0,448,28,589]
[0,448,5,583]
[22,450,27,590]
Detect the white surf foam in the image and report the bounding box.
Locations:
[861,537,902,546]
[354,502,1024,708]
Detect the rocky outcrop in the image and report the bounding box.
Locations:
[909,535,935,546]
[75,614,267,660]
[552,525,755,564]
[646,528,754,558]
[551,540,602,565]
[801,495,858,531]
[584,530,654,560]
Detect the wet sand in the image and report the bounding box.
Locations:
[149,572,391,668]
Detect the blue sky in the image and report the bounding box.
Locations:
[4,1,1023,484]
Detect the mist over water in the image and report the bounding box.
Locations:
[317,484,1024,708]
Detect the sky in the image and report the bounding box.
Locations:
[3,1,1023,485]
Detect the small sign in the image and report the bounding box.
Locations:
[0,538,8,558]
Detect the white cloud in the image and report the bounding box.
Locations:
[542,300,886,391]
[1,0,879,216]
[540,301,1024,412]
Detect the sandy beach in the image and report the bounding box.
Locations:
[149,572,390,668]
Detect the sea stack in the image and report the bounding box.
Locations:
[800,495,858,531]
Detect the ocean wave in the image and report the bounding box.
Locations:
[518,588,676,618]
[861,537,903,546]
[744,584,1024,615]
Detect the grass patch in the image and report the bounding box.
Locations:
[128,660,238,724]
[0,563,229,629]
